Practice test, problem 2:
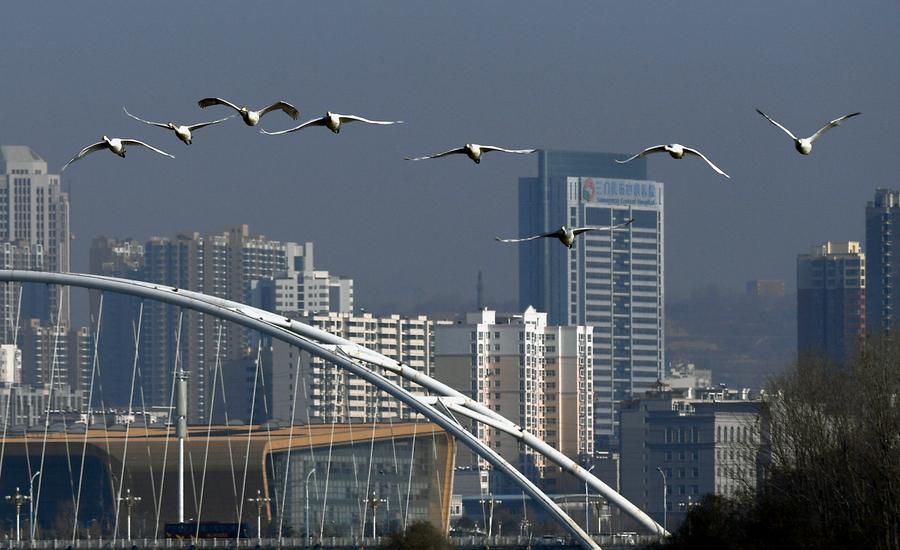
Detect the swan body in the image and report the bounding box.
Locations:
[261,112,402,135]
[61,136,174,171]
[406,143,536,164]
[755,109,861,155]
[198,97,299,127]
[123,107,233,145]
[616,144,730,178]
[496,219,634,248]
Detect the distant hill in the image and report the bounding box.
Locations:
[666,286,796,390]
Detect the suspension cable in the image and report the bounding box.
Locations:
[153,309,183,541]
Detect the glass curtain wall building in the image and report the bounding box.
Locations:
[519,151,664,447]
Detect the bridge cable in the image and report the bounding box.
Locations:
[236,342,262,545]
[277,352,303,545]
[0,285,23,487]
[403,420,417,530]
[194,323,224,538]
[111,301,144,543]
[319,360,341,541]
[31,290,66,539]
[72,293,104,542]
[153,309,183,541]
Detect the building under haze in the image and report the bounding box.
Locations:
[90,227,353,422]
[0,145,71,341]
[269,312,444,424]
[518,150,664,447]
[866,189,900,335]
[797,241,865,365]
[434,307,594,492]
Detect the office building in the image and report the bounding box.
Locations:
[797,242,865,364]
[519,150,664,447]
[619,387,764,531]
[866,189,900,335]
[434,307,593,492]
[0,146,71,337]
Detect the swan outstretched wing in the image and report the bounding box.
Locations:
[808,112,861,143]
[496,230,558,243]
[571,218,635,235]
[123,107,169,129]
[119,139,175,158]
[682,147,730,178]
[615,145,667,164]
[339,114,403,125]
[755,108,798,141]
[405,147,467,161]
[187,115,235,131]
[259,101,300,120]
[260,117,327,136]
[479,145,536,155]
[198,97,241,113]
[61,141,107,171]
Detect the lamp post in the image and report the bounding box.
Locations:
[28,471,40,541]
[656,467,667,536]
[366,492,386,540]
[305,468,316,547]
[118,488,142,540]
[585,464,595,536]
[247,489,271,542]
[593,499,605,535]
[5,487,29,542]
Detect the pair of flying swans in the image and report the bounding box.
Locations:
[406,143,536,164]
[497,219,635,249]
[262,112,403,135]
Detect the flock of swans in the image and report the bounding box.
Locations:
[59,97,861,248]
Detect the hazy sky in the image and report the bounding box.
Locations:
[1,2,897,313]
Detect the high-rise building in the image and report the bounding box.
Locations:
[269,312,444,425]
[434,307,594,492]
[0,146,71,338]
[519,150,664,447]
[866,189,900,335]
[797,242,866,364]
[619,387,764,531]
[89,227,353,421]
[0,344,22,384]
[20,319,92,392]
[251,242,353,315]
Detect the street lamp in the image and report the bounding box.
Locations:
[656,467,667,536]
[117,488,142,540]
[28,470,40,541]
[305,468,316,547]
[366,492,386,539]
[5,487,30,542]
[247,489,271,542]
[584,464,596,535]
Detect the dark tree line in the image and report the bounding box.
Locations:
[651,338,900,550]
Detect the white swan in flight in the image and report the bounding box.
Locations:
[497,219,634,249]
[406,143,536,164]
[755,109,861,155]
[616,144,730,178]
[123,107,233,145]
[197,97,300,126]
[61,136,174,171]
[261,112,402,135]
